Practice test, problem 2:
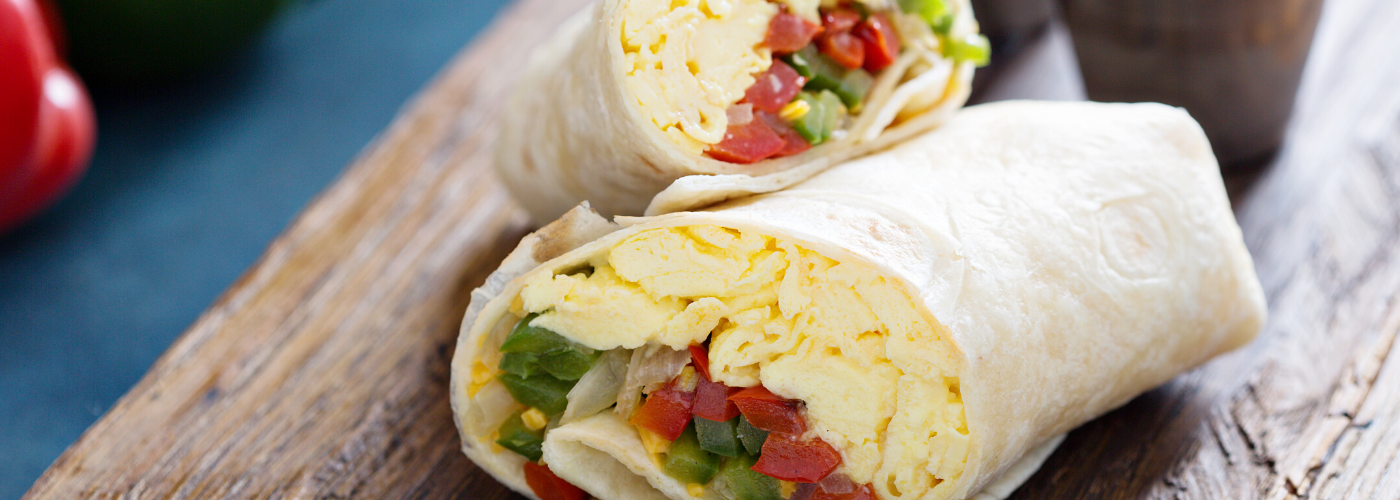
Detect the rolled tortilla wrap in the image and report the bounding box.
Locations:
[495,0,982,224]
[454,100,1267,500]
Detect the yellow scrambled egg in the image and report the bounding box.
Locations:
[620,0,778,152]
[518,226,971,500]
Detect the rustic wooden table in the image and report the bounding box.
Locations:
[23,0,1400,498]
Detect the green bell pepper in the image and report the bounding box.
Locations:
[695,417,743,458]
[945,33,991,67]
[496,410,545,462]
[736,415,769,456]
[498,372,575,415]
[720,452,782,500]
[499,313,600,381]
[664,423,722,485]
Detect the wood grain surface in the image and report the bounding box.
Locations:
[23,0,1400,498]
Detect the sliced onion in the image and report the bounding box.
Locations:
[471,379,518,434]
[790,482,818,500]
[632,344,692,391]
[727,103,754,126]
[615,344,692,417]
[615,385,643,419]
[562,349,630,424]
[819,473,857,495]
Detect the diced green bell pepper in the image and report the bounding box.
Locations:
[695,417,743,458]
[899,0,954,34]
[833,69,873,111]
[496,410,545,462]
[791,91,827,145]
[946,33,991,67]
[932,12,956,35]
[783,45,819,80]
[806,55,845,94]
[790,48,873,110]
[664,423,722,485]
[818,90,847,140]
[791,90,848,146]
[498,372,575,415]
[501,313,572,353]
[539,348,600,381]
[721,452,782,500]
[795,54,868,111]
[899,0,946,24]
[499,313,600,380]
[736,415,769,456]
[499,351,541,377]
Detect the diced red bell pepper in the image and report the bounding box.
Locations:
[853,13,900,72]
[743,60,807,113]
[689,344,711,380]
[758,111,811,158]
[816,31,865,70]
[690,343,743,421]
[693,376,742,422]
[523,462,589,500]
[707,117,786,164]
[630,380,695,441]
[812,481,877,500]
[815,8,866,70]
[765,12,823,54]
[752,433,842,483]
[820,8,862,33]
[729,385,806,435]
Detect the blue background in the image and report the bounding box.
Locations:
[0,0,510,497]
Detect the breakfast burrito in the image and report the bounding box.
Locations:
[454,101,1267,500]
[496,0,988,223]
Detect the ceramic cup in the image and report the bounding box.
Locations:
[1062,0,1324,168]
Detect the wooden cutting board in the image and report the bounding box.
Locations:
[23,0,1400,498]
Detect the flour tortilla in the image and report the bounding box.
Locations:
[493,0,979,224]
[453,101,1267,500]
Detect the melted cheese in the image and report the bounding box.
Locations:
[620,0,778,151]
[518,226,970,500]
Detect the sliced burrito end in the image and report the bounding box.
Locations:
[497,0,985,221]
[467,225,971,500]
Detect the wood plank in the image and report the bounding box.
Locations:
[23,0,1400,497]
[1010,0,1400,498]
[22,0,589,497]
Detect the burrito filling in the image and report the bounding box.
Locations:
[470,226,969,500]
[622,0,989,164]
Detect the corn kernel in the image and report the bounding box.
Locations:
[468,361,494,396]
[687,484,706,497]
[521,408,549,431]
[488,431,504,453]
[780,481,797,497]
[779,99,810,121]
[638,427,672,455]
[676,366,699,392]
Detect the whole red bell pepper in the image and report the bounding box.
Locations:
[0,0,95,233]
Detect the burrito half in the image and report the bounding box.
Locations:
[495,0,987,223]
[455,101,1266,500]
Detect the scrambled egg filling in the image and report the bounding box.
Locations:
[620,0,778,152]
[518,226,970,500]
